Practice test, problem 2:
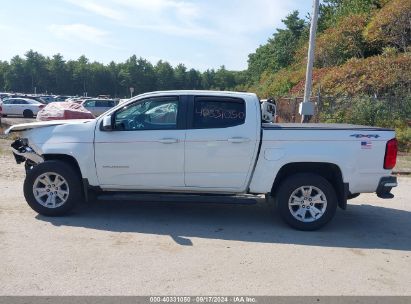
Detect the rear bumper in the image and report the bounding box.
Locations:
[376,176,397,199]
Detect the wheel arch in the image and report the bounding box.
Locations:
[271,162,348,210]
[42,154,88,199]
[43,154,82,177]
[23,109,34,117]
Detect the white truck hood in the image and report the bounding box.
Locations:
[4,119,95,134]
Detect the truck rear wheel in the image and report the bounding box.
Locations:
[275,173,337,230]
[23,160,82,216]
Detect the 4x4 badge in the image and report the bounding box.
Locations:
[350,134,380,139]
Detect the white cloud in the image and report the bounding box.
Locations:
[65,0,299,42]
[59,0,311,69]
[67,0,124,20]
[65,0,207,38]
[0,24,11,31]
[111,0,207,38]
[114,0,199,19]
[49,23,109,44]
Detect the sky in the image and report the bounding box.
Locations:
[0,0,312,71]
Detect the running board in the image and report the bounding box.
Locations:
[97,192,259,205]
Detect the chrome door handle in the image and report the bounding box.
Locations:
[158,138,179,144]
[227,137,250,143]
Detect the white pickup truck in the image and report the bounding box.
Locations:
[6,90,398,230]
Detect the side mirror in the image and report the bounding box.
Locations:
[261,100,276,123]
[101,115,113,131]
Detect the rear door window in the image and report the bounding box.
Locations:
[96,100,115,107]
[14,99,27,104]
[192,97,246,129]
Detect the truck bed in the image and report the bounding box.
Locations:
[249,122,396,195]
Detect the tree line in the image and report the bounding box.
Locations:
[0,51,246,97]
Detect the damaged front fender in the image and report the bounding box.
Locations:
[11,138,44,165]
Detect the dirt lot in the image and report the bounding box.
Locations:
[0,138,410,296]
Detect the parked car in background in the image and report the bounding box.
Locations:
[81,99,116,116]
[0,92,13,100]
[0,98,44,118]
[38,96,55,104]
[53,95,72,102]
[27,96,47,104]
[36,102,95,121]
[66,97,92,104]
[119,98,130,104]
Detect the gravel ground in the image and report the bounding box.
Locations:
[0,139,410,296]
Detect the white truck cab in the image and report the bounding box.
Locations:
[6,90,398,230]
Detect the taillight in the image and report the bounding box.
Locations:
[384,138,398,169]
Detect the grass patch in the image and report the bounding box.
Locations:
[396,153,411,173]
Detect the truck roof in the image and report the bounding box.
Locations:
[135,90,257,99]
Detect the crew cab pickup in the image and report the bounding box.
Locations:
[6,90,398,230]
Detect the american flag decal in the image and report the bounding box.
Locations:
[361,141,372,149]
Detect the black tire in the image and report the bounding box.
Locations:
[23,160,83,216]
[23,109,34,118]
[276,173,338,231]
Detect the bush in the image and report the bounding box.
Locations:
[396,126,411,152]
[319,52,411,96]
[320,95,411,151]
[315,14,369,67]
[364,0,411,51]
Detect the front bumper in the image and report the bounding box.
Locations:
[376,176,397,199]
[11,138,43,164]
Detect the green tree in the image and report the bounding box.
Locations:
[108,61,120,97]
[174,64,187,89]
[186,68,202,89]
[201,69,216,89]
[154,60,175,90]
[25,50,48,93]
[5,55,27,92]
[247,11,306,82]
[214,66,236,90]
[0,61,9,91]
[72,55,89,96]
[48,54,68,94]
[0,51,246,96]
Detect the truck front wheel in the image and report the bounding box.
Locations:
[23,160,82,216]
[275,173,337,231]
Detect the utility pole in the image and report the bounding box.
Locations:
[299,0,320,123]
